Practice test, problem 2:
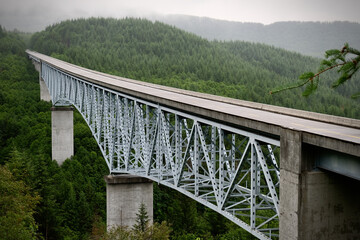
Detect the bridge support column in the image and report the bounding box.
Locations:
[104,175,153,230]
[51,106,74,165]
[280,128,360,240]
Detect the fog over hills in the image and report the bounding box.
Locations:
[152,14,360,57]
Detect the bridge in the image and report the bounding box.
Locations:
[26,50,360,240]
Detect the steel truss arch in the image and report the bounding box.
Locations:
[42,62,280,239]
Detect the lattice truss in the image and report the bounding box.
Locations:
[41,61,281,239]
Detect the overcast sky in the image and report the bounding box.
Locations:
[1,0,360,32]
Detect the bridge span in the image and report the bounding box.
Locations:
[27,50,360,240]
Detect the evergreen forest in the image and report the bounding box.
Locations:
[0,17,359,240]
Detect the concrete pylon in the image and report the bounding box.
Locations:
[51,106,74,165]
[279,128,360,240]
[104,175,153,230]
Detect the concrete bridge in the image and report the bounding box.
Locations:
[27,50,360,240]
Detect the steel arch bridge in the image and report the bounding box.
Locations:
[31,55,281,239]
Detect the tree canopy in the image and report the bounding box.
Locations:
[0,165,40,240]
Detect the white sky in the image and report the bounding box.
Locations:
[1,0,360,32]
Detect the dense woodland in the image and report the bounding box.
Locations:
[0,26,110,239]
[0,17,359,240]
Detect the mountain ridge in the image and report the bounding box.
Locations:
[151,14,360,57]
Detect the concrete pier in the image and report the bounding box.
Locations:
[279,128,360,240]
[51,106,74,165]
[104,175,153,230]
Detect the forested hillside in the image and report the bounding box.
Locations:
[30,18,360,119]
[0,27,109,239]
[154,14,360,57]
[0,25,256,239]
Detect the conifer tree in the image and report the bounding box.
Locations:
[133,202,150,233]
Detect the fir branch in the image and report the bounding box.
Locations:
[271,43,360,98]
[270,62,344,95]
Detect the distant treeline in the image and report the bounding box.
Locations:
[155,15,360,57]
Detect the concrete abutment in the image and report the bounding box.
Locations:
[104,175,153,230]
[279,128,360,240]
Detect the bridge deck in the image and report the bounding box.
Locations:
[27,50,360,157]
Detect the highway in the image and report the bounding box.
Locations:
[26,50,360,157]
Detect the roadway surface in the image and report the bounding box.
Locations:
[27,50,360,157]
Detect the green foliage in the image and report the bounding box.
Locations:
[130,201,172,239]
[299,72,315,80]
[101,220,171,240]
[0,165,40,240]
[0,28,108,239]
[133,202,150,233]
[104,226,136,240]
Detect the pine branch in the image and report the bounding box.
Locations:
[270,43,360,98]
[270,62,346,95]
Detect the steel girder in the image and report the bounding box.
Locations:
[42,62,281,239]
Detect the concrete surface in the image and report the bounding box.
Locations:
[280,128,360,240]
[104,175,153,230]
[51,106,74,165]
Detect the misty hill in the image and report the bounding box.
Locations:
[153,15,360,57]
[30,18,360,118]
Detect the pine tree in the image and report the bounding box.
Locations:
[133,202,149,233]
